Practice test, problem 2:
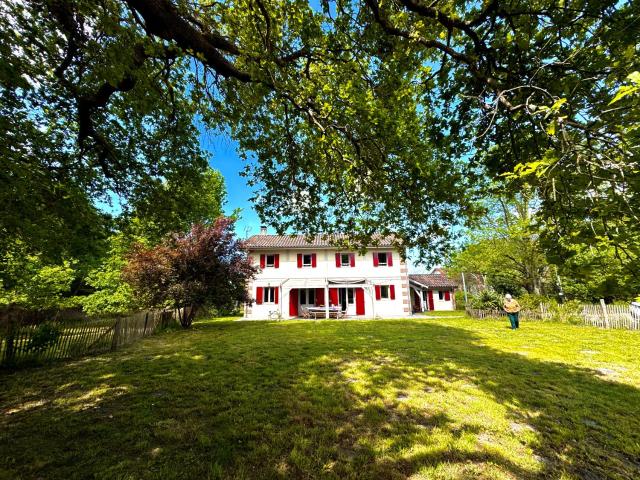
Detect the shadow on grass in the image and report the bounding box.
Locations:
[1,319,639,479]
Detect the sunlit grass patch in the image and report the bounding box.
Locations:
[1,316,639,479]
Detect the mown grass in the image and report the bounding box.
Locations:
[1,316,639,479]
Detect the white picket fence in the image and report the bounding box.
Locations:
[466,301,640,331]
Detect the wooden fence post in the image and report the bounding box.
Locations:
[599,299,610,328]
[111,318,122,351]
[3,313,17,366]
[142,312,149,336]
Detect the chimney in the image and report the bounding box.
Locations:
[260,225,267,235]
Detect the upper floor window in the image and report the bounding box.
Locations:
[260,253,279,269]
[373,251,393,267]
[297,253,317,268]
[266,254,276,267]
[336,252,355,268]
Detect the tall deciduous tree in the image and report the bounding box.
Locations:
[2,0,638,270]
[123,218,256,327]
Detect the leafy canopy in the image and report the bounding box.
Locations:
[1,0,638,270]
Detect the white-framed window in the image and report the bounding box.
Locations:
[377,252,388,266]
[266,254,276,267]
[302,253,313,267]
[341,253,350,266]
[299,288,315,305]
[264,287,276,303]
[438,290,444,301]
[380,285,390,299]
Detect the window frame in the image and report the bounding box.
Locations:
[377,252,388,266]
[340,253,350,266]
[438,290,444,301]
[302,253,313,267]
[264,287,276,303]
[380,285,390,299]
[265,254,276,268]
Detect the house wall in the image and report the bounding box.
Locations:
[431,289,455,311]
[244,248,410,319]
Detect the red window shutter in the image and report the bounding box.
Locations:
[329,288,339,306]
[445,290,451,301]
[349,253,355,267]
[312,253,317,268]
[390,285,396,300]
[335,253,341,268]
[387,252,393,266]
[375,285,381,300]
[274,287,279,304]
[289,289,298,316]
[355,288,365,315]
[274,254,279,268]
[315,288,325,306]
[260,254,266,269]
[427,290,434,310]
[297,253,302,268]
[256,287,263,305]
[373,252,379,267]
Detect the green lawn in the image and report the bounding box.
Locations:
[2,316,640,480]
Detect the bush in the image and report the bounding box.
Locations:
[468,290,503,310]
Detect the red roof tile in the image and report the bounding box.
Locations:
[409,274,458,289]
[245,234,397,249]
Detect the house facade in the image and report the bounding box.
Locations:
[409,273,457,312]
[244,233,411,319]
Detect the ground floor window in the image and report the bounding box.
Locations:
[299,288,316,305]
[264,287,276,303]
[438,290,444,300]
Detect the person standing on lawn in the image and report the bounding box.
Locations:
[504,294,521,330]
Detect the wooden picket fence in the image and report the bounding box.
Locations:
[466,302,640,331]
[0,309,179,367]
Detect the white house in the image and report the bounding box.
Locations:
[408,273,457,312]
[243,231,411,319]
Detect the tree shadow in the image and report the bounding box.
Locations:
[1,319,639,479]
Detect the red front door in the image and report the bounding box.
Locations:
[289,289,298,317]
[427,290,435,311]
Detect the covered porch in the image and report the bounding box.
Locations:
[280,278,375,319]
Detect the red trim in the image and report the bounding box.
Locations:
[329,288,339,306]
[256,287,263,305]
[355,288,365,315]
[274,287,279,304]
[315,288,325,306]
[311,253,317,268]
[387,252,393,267]
[349,253,355,267]
[289,289,298,316]
[427,290,434,310]
[335,252,341,268]
[390,285,396,299]
[444,290,451,301]
[375,285,381,300]
[259,254,266,269]
[297,254,302,268]
[274,254,279,268]
[373,252,379,267]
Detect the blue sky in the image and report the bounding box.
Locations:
[198,129,264,239]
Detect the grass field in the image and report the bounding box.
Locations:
[2,316,640,479]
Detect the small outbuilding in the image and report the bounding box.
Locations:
[409,273,458,312]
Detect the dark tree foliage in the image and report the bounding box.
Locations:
[123,218,256,327]
[1,0,638,273]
